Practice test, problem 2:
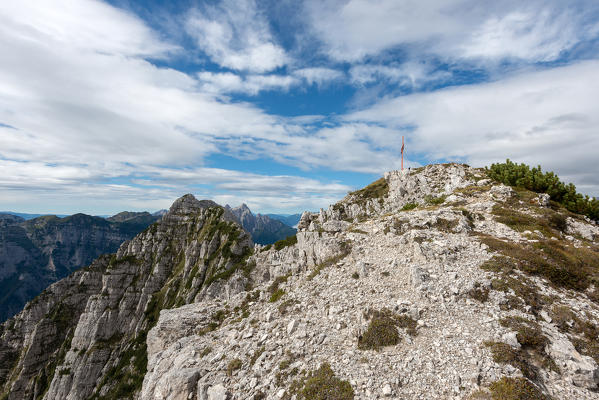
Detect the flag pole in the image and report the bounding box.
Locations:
[401,136,404,171]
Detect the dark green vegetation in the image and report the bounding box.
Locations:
[485,317,556,383]
[401,202,418,211]
[274,235,298,251]
[488,377,548,400]
[487,159,599,221]
[268,274,290,302]
[332,176,389,221]
[358,309,417,350]
[550,305,599,364]
[479,232,599,294]
[287,363,354,400]
[425,194,446,205]
[349,177,389,207]
[476,183,599,301]
[467,282,489,303]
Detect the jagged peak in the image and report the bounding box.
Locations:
[167,194,220,215]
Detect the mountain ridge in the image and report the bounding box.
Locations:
[1,164,598,399]
[226,203,297,245]
[0,211,161,322]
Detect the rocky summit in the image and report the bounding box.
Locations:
[2,164,599,400]
[226,204,296,246]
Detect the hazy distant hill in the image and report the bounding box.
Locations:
[0,211,68,220]
[0,211,160,322]
[265,213,302,227]
[227,204,297,245]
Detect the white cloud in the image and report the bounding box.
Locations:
[460,9,580,61]
[293,68,344,86]
[0,158,351,214]
[347,60,599,196]
[304,0,599,63]
[197,71,299,95]
[0,0,370,214]
[186,0,288,73]
[196,68,344,95]
[349,63,450,87]
[0,0,174,57]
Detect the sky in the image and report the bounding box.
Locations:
[0,0,598,216]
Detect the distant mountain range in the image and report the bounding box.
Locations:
[226,204,297,245]
[0,211,160,322]
[0,209,168,220]
[0,211,69,220]
[265,213,303,228]
[0,205,296,322]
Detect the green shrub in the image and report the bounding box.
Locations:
[351,272,359,279]
[478,234,599,293]
[488,377,548,400]
[289,363,354,400]
[487,159,599,221]
[349,177,389,207]
[358,309,416,350]
[425,195,446,205]
[359,316,399,350]
[227,358,242,376]
[274,235,297,251]
[200,347,212,357]
[262,244,272,252]
[269,289,285,303]
[468,283,489,303]
[401,203,418,211]
[268,274,290,302]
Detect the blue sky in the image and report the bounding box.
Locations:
[1,0,598,215]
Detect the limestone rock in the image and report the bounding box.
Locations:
[546,332,599,390]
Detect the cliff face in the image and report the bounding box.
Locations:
[2,165,599,400]
[0,195,253,399]
[227,204,296,245]
[0,212,160,322]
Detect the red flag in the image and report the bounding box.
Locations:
[401,143,404,153]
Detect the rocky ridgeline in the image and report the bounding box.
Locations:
[0,195,254,399]
[0,211,160,322]
[226,204,296,245]
[2,164,599,400]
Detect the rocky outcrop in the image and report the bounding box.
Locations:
[227,204,296,245]
[140,165,599,400]
[0,195,253,399]
[0,212,160,322]
[2,165,599,400]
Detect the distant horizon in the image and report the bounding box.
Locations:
[1,1,598,214]
[0,204,306,219]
